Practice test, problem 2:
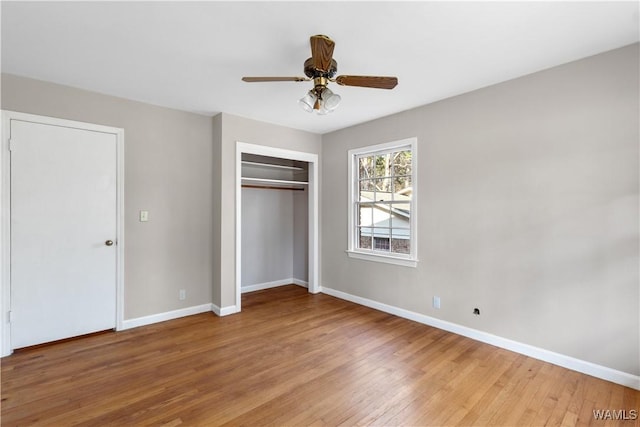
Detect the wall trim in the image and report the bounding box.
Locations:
[241,278,308,293]
[241,279,292,293]
[121,303,213,330]
[320,286,640,391]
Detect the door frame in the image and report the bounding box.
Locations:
[235,142,319,312]
[0,110,125,356]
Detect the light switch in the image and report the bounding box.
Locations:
[139,210,149,222]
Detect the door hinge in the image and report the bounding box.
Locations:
[8,310,14,323]
[8,139,16,151]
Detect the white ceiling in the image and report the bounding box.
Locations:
[2,1,638,134]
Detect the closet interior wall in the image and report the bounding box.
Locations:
[240,154,309,292]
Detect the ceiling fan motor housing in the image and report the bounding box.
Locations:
[304,58,338,79]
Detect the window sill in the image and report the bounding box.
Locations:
[346,250,418,268]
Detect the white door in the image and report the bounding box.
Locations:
[10,119,117,349]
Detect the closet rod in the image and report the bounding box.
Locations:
[242,184,305,191]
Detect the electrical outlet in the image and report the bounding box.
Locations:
[179,289,186,300]
[432,296,441,309]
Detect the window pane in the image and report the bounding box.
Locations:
[359,179,375,202]
[393,175,412,199]
[390,202,411,228]
[393,150,412,178]
[358,204,373,227]
[359,156,375,180]
[371,202,391,230]
[358,227,372,249]
[374,178,392,199]
[373,236,390,251]
[372,228,390,253]
[375,153,392,178]
[391,227,410,254]
[360,179,376,191]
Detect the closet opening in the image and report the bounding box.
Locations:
[235,142,319,312]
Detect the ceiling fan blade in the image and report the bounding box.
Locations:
[242,77,308,82]
[335,75,398,89]
[310,35,335,72]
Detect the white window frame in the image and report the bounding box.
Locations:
[347,137,418,268]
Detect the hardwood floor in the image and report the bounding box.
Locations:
[1,285,638,426]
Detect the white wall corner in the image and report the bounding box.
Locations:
[121,303,213,330]
[212,304,239,317]
[320,286,640,391]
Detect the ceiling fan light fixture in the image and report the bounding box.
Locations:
[321,87,341,111]
[298,90,317,113]
[298,86,341,114]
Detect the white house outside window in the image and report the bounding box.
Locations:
[347,138,418,267]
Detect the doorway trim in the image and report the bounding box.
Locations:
[0,110,125,356]
[235,142,319,312]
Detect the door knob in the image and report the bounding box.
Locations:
[105,240,114,246]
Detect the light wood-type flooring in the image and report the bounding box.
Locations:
[1,285,638,426]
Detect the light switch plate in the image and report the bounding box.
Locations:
[433,296,441,309]
[140,210,149,222]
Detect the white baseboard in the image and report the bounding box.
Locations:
[241,278,308,293]
[320,286,640,391]
[212,303,239,317]
[241,278,292,293]
[292,278,308,288]
[121,303,213,330]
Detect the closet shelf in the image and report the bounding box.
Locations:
[241,177,308,189]
[241,160,305,171]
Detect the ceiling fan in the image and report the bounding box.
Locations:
[242,35,398,115]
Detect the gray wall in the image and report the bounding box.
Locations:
[293,189,309,281]
[217,113,321,308]
[241,188,294,287]
[321,44,639,376]
[212,114,222,308]
[241,187,308,288]
[2,74,215,319]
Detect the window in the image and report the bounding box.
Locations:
[347,138,417,267]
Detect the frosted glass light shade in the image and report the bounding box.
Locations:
[298,91,317,113]
[322,88,341,111]
[298,87,341,114]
